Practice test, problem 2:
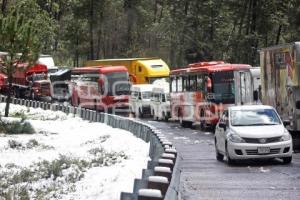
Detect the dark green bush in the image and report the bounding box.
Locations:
[0,121,35,135]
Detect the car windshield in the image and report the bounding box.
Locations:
[230,108,281,126]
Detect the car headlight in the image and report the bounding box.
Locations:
[227,132,245,143]
[280,130,292,141]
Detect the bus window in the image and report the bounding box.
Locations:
[177,77,182,92]
[212,71,235,104]
[189,75,197,91]
[183,76,188,91]
[197,75,204,91]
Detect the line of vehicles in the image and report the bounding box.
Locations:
[0,42,300,137]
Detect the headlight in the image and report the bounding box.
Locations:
[280,130,291,141]
[228,132,245,143]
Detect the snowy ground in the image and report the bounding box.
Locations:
[0,103,149,200]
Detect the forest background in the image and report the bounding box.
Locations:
[1,0,300,68]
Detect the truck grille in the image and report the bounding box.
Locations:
[40,82,50,94]
[242,136,281,144]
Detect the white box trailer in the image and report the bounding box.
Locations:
[260,42,300,132]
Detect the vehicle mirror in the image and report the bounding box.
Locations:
[296,101,300,109]
[283,120,291,127]
[219,122,226,130]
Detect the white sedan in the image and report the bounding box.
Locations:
[214,105,293,165]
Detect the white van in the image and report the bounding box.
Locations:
[151,85,171,121]
[130,84,153,117]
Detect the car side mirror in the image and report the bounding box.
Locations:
[283,120,290,127]
[296,101,300,109]
[219,122,226,130]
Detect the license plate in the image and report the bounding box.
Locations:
[257,147,270,154]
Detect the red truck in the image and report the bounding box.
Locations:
[70,66,130,114]
[0,73,8,94]
[11,63,51,99]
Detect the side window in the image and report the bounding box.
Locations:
[161,93,166,102]
[155,93,160,102]
[132,91,138,99]
[197,75,204,91]
[177,77,182,92]
[171,77,177,92]
[189,75,197,91]
[182,76,187,91]
[138,66,142,72]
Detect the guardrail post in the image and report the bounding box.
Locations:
[147,176,169,197]
[138,189,163,200]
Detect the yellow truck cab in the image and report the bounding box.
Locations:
[84,58,170,84]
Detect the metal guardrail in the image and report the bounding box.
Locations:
[0,96,180,200]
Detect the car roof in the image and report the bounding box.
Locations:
[131,84,154,92]
[228,104,275,111]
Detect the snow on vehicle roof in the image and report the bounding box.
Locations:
[152,79,169,92]
[131,84,153,92]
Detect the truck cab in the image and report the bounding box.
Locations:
[12,64,51,99]
[130,84,153,118]
[151,85,171,121]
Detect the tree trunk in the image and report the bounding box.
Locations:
[1,0,7,15]
[4,73,12,117]
[153,0,158,22]
[89,0,94,60]
[275,25,282,45]
[75,32,79,67]
[238,0,249,36]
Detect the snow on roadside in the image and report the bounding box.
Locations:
[0,103,150,200]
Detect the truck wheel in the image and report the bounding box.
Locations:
[139,108,144,118]
[77,98,81,107]
[14,88,21,98]
[163,112,168,122]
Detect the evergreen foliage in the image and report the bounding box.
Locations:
[1,0,300,67]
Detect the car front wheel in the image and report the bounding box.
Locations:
[215,138,224,161]
[225,142,235,165]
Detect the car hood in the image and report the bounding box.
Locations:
[230,125,284,138]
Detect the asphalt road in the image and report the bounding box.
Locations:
[144,119,300,200]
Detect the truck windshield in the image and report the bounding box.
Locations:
[106,72,130,95]
[29,73,47,81]
[211,71,235,104]
[142,91,152,99]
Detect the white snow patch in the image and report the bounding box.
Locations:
[0,103,150,200]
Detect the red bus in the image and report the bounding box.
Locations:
[70,66,130,114]
[170,61,253,128]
